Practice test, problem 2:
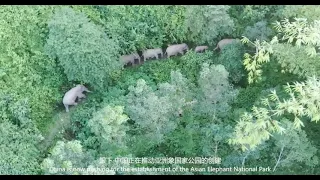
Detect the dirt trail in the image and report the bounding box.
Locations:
[39,112,72,152]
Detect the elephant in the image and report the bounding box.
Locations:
[62,84,91,112]
[120,53,141,66]
[195,46,209,53]
[165,43,189,58]
[213,39,237,51]
[142,48,163,61]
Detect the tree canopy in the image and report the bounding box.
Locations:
[1,5,320,175]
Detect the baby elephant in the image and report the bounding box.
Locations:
[213,39,237,51]
[165,43,189,58]
[63,84,91,112]
[195,46,208,53]
[120,53,140,66]
[142,48,163,61]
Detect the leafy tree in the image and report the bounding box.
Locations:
[229,76,320,151]
[162,64,235,158]
[125,70,196,154]
[242,18,320,84]
[115,70,157,95]
[0,5,65,131]
[125,79,177,153]
[138,59,180,84]
[196,63,238,117]
[87,105,129,156]
[180,121,233,158]
[95,5,188,53]
[216,41,246,84]
[41,140,117,175]
[184,5,234,45]
[45,7,122,90]
[243,21,273,41]
[164,117,201,157]
[157,70,197,116]
[0,111,43,175]
[271,120,318,172]
[71,5,105,26]
[223,142,269,169]
[41,140,91,175]
[228,5,285,36]
[281,5,320,22]
[210,124,233,157]
[179,50,216,84]
[67,93,105,152]
[232,86,262,110]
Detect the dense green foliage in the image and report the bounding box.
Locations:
[0,5,64,132]
[243,21,273,41]
[95,5,188,53]
[1,5,320,175]
[45,7,122,90]
[215,41,246,84]
[185,5,234,45]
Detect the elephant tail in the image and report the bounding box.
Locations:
[213,45,219,51]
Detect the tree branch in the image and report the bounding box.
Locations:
[238,151,250,174]
[214,141,219,158]
[273,144,285,172]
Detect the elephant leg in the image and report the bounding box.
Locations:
[77,95,85,103]
[78,93,86,99]
[179,50,184,55]
[64,104,69,112]
[65,102,78,112]
[155,54,159,59]
[131,59,135,66]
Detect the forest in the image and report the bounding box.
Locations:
[1,5,320,175]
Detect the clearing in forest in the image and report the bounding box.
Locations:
[39,111,72,152]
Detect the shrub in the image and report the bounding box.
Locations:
[216,41,246,84]
[243,21,273,41]
[184,5,234,45]
[45,7,122,90]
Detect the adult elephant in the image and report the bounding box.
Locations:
[62,84,91,112]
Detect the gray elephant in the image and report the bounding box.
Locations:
[165,43,189,58]
[120,53,141,66]
[142,48,163,61]
[213,39,238,51]
[62,84,91,112]
[195,46,208,53]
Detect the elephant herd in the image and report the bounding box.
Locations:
[62,38,237,113]
[119,38,238,66]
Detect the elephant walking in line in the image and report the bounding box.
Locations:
[142,48,163,61]
[120,53,141,66]
[165,43,189,58]
[62,84,91,112]
[195,45,208,53]
[213,39,237,51]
